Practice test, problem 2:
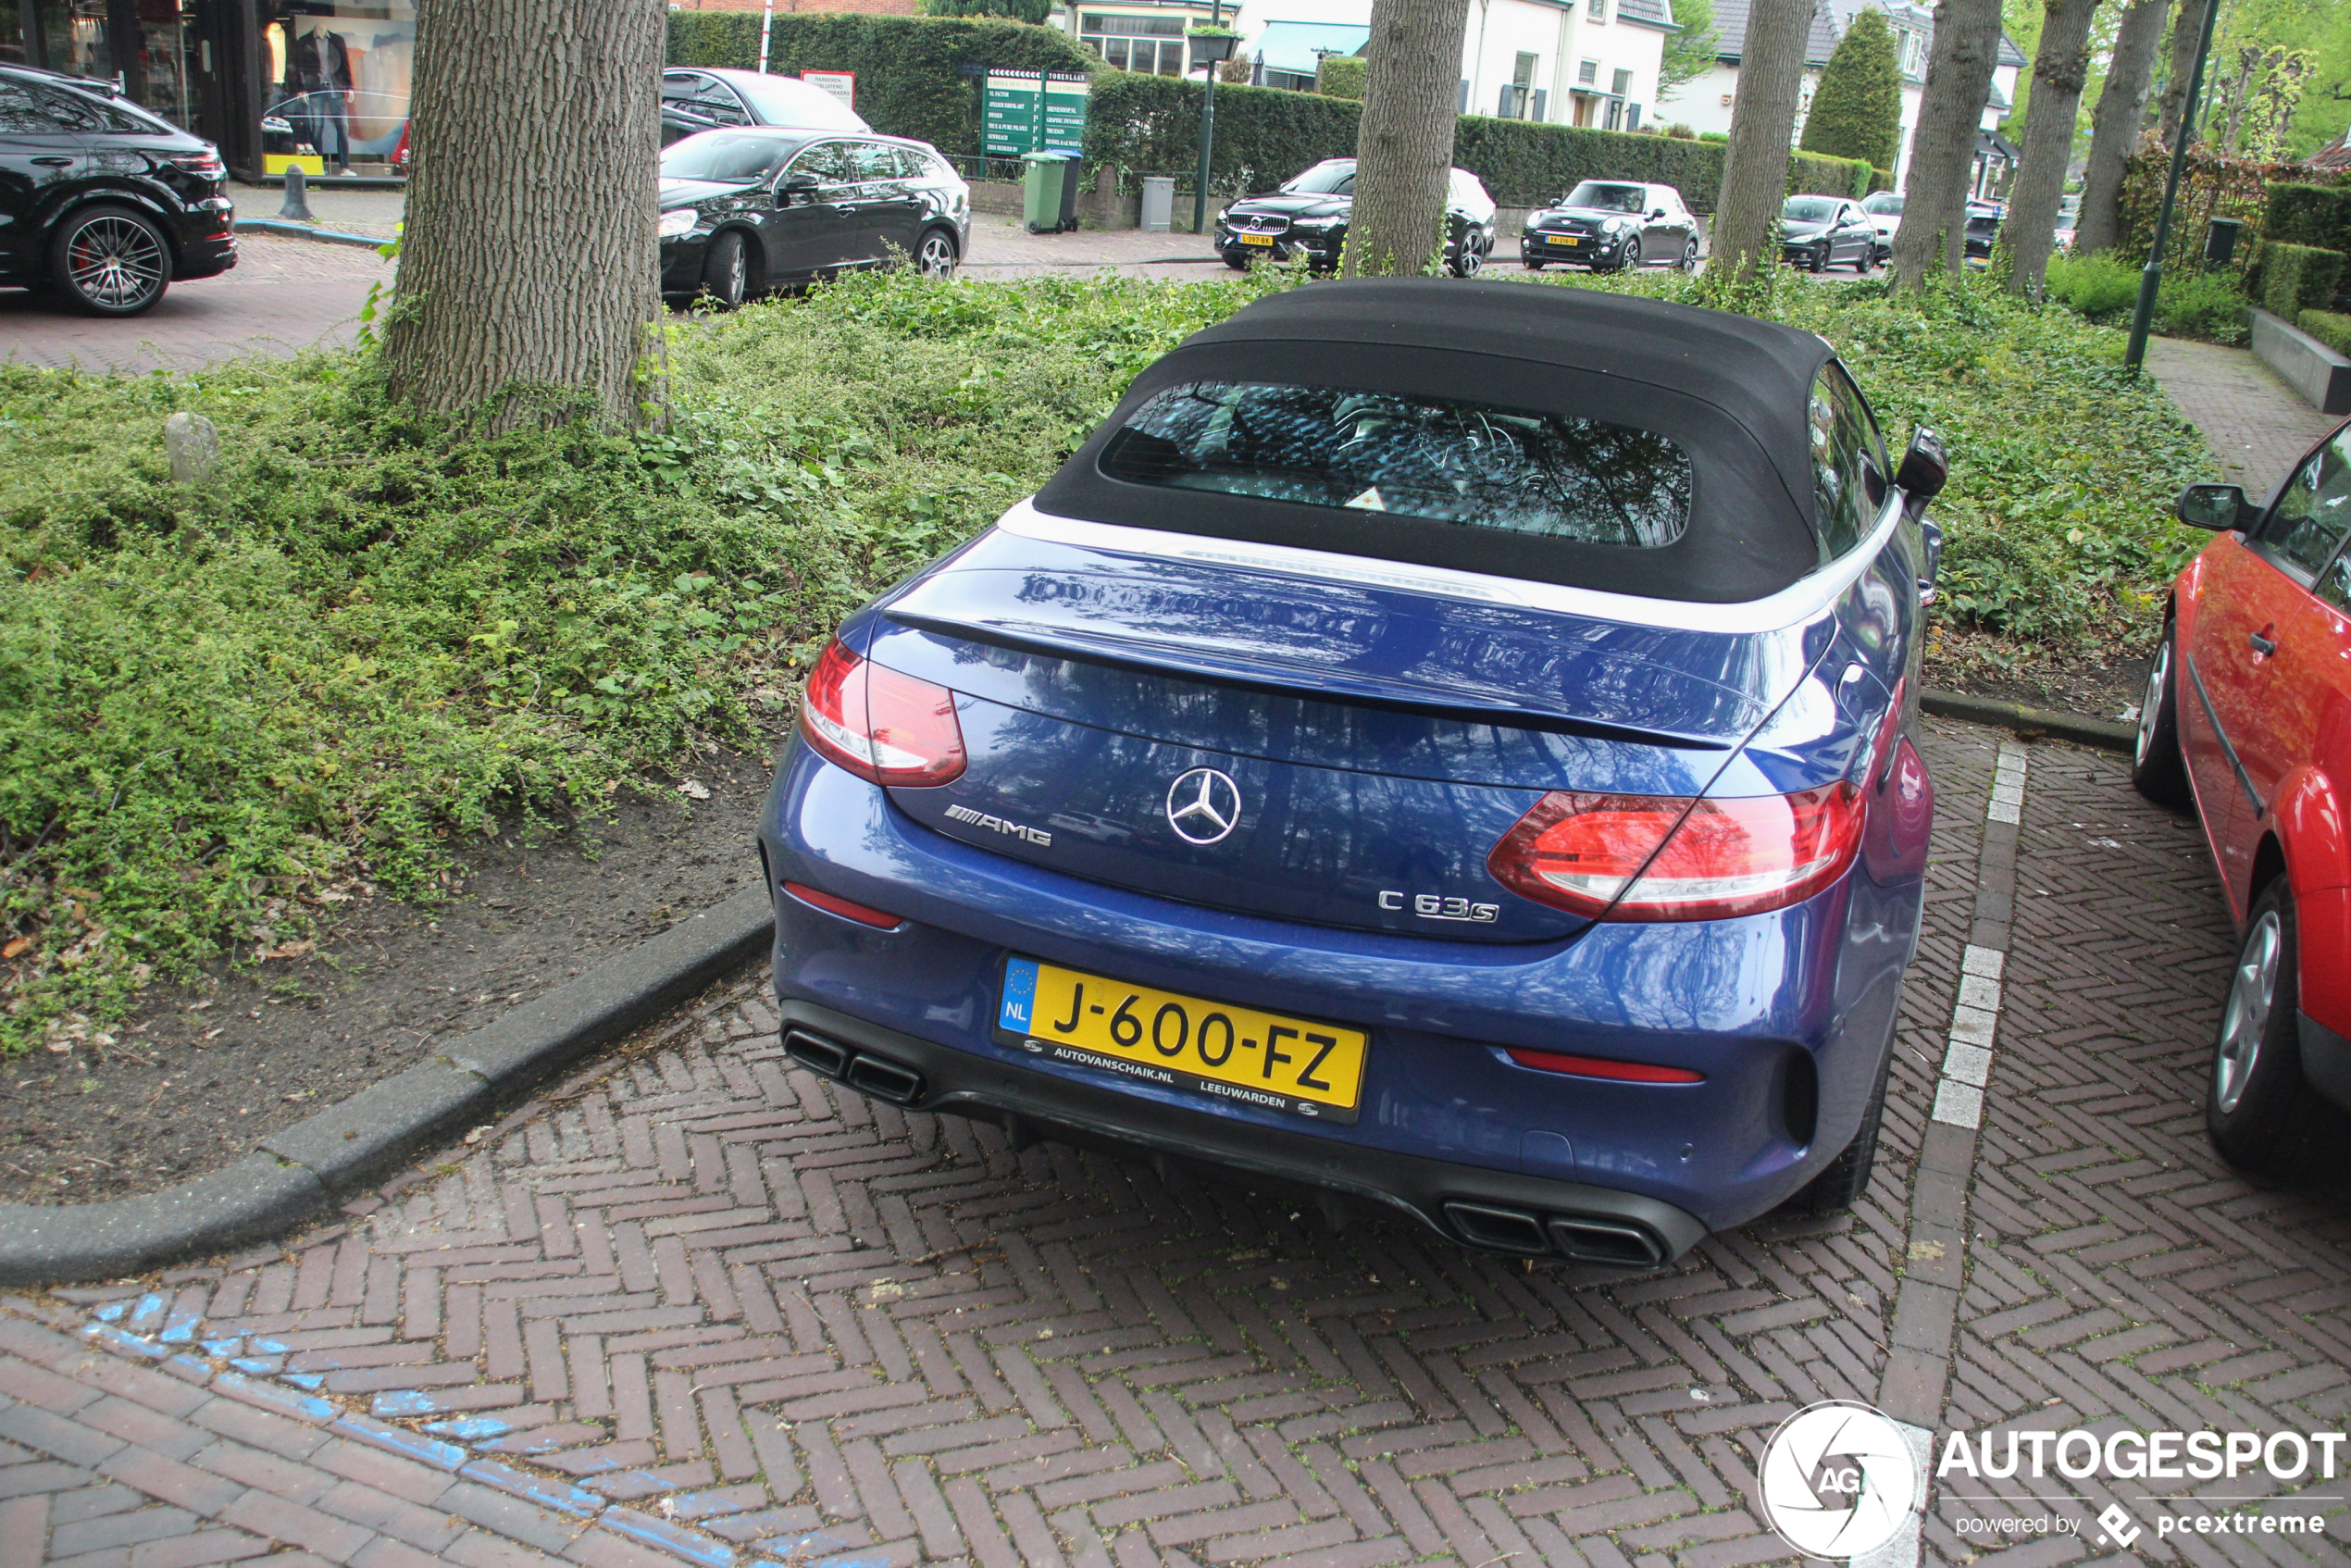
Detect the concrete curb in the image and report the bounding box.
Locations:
[1922,689,2135,754]
[233,218,393,250]
[0,883,775,1288]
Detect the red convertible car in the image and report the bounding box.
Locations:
[2137,416,2351,1175]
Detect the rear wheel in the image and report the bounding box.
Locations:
[51,204,171,317]
[2132,617,2193,808]
[1677,236,1698,272]
[701,230,749,309]
[914,228,959,280]
[1852,245,1874,273]
[1450,230,1486,278]
[2207,879,2336,1176]
[1792,1039,1890,1215]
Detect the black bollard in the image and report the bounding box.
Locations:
[279,163,314,221]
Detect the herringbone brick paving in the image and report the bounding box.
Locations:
[2,721,2343,1568]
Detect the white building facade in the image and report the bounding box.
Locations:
[1667,0,2021,191]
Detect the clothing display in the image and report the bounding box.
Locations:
[284,24,351,169]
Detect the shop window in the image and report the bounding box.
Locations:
[259,0,415,177]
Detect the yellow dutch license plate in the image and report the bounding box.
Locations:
[996,957,1366,1123]
[1548,234,1580,245]
[1238,232,1276,246]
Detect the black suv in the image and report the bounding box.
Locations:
[0,65,236,316]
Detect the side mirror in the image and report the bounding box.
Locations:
[1650,206,1666,218]
[1896,426,1947,502]
[777,171,819,204]
[2176,482,2246,531]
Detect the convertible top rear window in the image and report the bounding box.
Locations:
[1100,381,1691,549]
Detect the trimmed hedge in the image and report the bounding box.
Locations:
[2300,309,2351,358]
[1315,56,1365,98]
[2265,183,2351,257]
[665,12,1099,155]
[2259,240,2347,321]
[1084,70,1872,210]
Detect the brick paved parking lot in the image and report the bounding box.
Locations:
[4,718,2345,1568]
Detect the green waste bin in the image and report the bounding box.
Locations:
[1023,150,1080,234]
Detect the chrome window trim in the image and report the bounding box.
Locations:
[989,488,1908,636]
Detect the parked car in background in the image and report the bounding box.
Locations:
[1964,199,2002,262]
[2052,192,2080,253]
[758,279,1949,1268]
[1215,159,1498,277]
[658,127,967,307]
[1779,195,1876,272]
[0,64,235,316]
[1860,190,1902,263]
[2135,417,2351,1179]
[1521,180,1698,272]
[660,68,869,147]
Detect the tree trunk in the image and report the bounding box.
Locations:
[383,0,664,428]
[1345,0,1474,277]
[1705,0,1817,291]
[2073,0,2165,254]
[1887,0,2004,288]
[2002,0,2099,295]
[2152,0,2208,146]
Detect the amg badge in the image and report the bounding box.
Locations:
[945,804,1052,847]
[1380,891,1500,923]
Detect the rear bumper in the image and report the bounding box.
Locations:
[761,746,1922,1246]
[171,204,238,279]
[775,995,1708,1264]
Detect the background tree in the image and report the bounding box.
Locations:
[1343,0,1474,276]
[922,0,1053,25]
[1888,0,2005,287]
[2153,0,2210,143]
[1658,0,1723,98]
[384,0,664,428]
[2073,0,2167,253]
[1704,0,1819,291]
[2001,0,2100,295]
[1800,7,1903,168]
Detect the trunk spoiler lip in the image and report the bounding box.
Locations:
[877,609,1743,752]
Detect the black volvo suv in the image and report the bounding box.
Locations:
[1,65,236,316]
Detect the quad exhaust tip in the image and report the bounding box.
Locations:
[1443,1201,1667,1268]
[784,1027,926,1107]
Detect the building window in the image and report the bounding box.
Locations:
[1578,58,1598,84]
[1611,67,1630,95]
[1078,14,1187,75]
[1499,50,1536,118]
[1587,0,1608,19]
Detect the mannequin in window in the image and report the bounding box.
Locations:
[288,23,353,174]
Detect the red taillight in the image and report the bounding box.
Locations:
[1487,783,1862,922]
[169,150,225,179]
[800,638,966,787]
[783,881,903,929]
[1507,1048,1704,1084]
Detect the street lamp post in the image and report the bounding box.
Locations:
[1188,27,1238,234]
[2124,0,2221,372]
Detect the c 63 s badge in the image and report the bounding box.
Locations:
[1381,891,1500,923]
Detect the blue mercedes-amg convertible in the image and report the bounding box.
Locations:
[756,280,1947,1267]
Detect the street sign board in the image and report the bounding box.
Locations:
[982,68,1089,156]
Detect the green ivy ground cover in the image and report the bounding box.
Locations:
[0,267,2212,1052]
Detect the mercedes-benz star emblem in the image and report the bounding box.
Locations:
[1165,767,1242,846]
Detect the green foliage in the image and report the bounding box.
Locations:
[0,264,2214,1053]
[1788,149,1875,201]
[1315,55,1365,99]
[2258,239,2346,318]
[1658,0,1721,96]
[1084,70,1357,184]
[2300,308,2351,357]
[922,0,1054,23]
[1456,115,1735,207]
[2044,248,2251,342]
[665,12,1097,155]
[2115,134,2294,268]
[1801,7,1902,171]
[2263,182,2351,255]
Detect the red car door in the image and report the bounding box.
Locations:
[2182,438,2351,915]
[2288,519,2351,1048]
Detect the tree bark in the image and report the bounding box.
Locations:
[383,0,665,428]
[2073,0,2165,254]
[2002,0,2100,295]
[1705,0,1817,291]
[2152,0,2208,146]
[1888,0,2004,288]
[1344,0,1474,277]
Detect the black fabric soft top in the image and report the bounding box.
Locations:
[1031,279,1841,604]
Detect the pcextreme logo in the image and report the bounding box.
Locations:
[1757,1400,1919,1559]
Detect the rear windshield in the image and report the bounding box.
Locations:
[1861,193,1903,215]
[661,131,791,181]
[1098,380,1692,549]
[1565,181,1646,212]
